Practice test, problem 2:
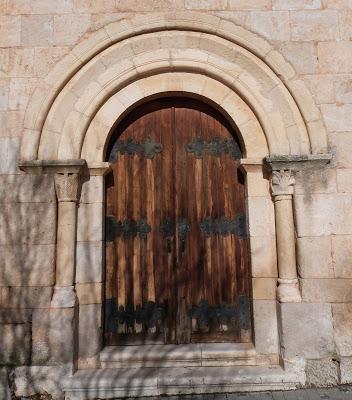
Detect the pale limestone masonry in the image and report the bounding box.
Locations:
[0,1,352,399]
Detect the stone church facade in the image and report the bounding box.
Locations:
[1,1,352,399]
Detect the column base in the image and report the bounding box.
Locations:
[277,279,301,303]
[51,286,77,308]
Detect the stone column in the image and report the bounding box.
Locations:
[271,170,301,303]
[51,172,81,307]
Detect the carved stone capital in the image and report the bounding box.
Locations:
[54,173,80,202]
[271,170,295,196]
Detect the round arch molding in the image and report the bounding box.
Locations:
[20,12,328,162]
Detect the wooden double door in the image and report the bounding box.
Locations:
[104,98,251,345]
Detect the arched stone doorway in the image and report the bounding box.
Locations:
[104,96,251,346]
[17,11,332,396]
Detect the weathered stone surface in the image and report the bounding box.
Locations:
[279,303,334,359]
[0,244,55,286]
[0,368,11,400]
[0,137,19,174]
[250,11,290,41]
[9,77,37,111]
[279,42,317,75]
[34,47,70,78]
[78,304,102,364]
[340,357,352,384]
[80,175,104,203]
[0,309,32,324]
[250,235,278,278]
[7,0,73,14]
[294,169,337,195]
[0,79,9,111]
[0,16,21,47]
[185,0,227,10]
[247,197,275,237]
[332,235,352,277]
[76,241,103,283]
[0,174,55,203]
[0,110,24,137]
[301,278,352,302]
[337,169,352,193]
[77,202,103,242]
[273,0,321,9]
[0,202,56,245]
[0,323,31,365]
[76,282,102,304]
[332,303,352,356]
[21,15,54,46]
[318,42,352,73]
[291,10,339,41]
[321,104,352,132]
[53,14,91,46]
[252,278,276,300]
[227,0,271,10]
[331,132,352,169]
[294,193,352,237]
[12,365,70,399]
[4,48,35,78]
[1,286,53,308]
[297,236,334,278]
[32,308,76,365]
[305,359,339,387]
[252,300,279,354]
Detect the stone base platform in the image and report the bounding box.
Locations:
[62,365,302,400]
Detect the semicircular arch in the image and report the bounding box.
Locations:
[21,13,327,161]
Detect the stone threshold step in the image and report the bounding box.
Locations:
[62,365,302,400]
[100,343,259,368]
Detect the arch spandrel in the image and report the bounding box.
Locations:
[22,12,328,162]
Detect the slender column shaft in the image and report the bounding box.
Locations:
[52,172,80,308]
[271,170,301,303]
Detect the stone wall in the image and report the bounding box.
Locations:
[1,0,352,397]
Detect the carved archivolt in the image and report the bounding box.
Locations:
[20,12,328,163]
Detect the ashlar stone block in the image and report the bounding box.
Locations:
[0,16,21,47]
[77,202,103,242]
[340,357,352,384]
[53,14,91,46]
[278,303,334,359]
[332,235,352,277]
[0,110,24,138]
[297,236,334,278]
[321,104,352,132]
[1,286,53,309]
[279,42,317,75]
[78,304,102,365]
[0,202,56,245]
[0,137,19,174]
[301,278,352,302]
[290,10,339,41]
[7,0,73,14]
[21,15,54,47]
[305,359,339,387]
[0,244,55,286]
[76,241,103,283]
[252,300,279,354]
[0,323,31,365]
[0,174,55,203]
[318,42,352,74]
[32,308,76,365]
[332,303,352,356]
[250,11,291,41]
[273,0,322,9]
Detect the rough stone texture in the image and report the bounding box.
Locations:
[301,278,352,302]
[297,236,334,278]
[332,303,352,356]
[0,368,11,400]
[32,308,76,365]
[278,303,334,359]
[12,365,70,400]
[305,359,339,387]
[332,235,352,277]
[0,137,19,174]
[0,286,53,308]
[0,244,55,286]
[76,241,103,283]
[340,357,352,384]
[77,202,103,242]
[78,304,102,366]
[0,323,31,365]
[337,169,352,193]
[0,202,57,245]
[252,300,279,354]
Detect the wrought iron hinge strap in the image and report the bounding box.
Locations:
[109,137,163,162]
[187,137,241,159]
[106,216,151,241]
[200,214,246,237]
